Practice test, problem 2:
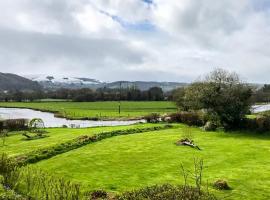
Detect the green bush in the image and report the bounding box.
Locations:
[17,167,81,200]
[0,154,19,190]
[144,113,160,123]
[163,112,205,126]
[115,184,217,200]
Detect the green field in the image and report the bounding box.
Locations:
[1,101,270,199]
[1,123,270,199]
[25,125,269,200]
[0,101,177,120]
[0,123,163,156]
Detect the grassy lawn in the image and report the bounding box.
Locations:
[0,123,163,156]
[0,101,177,120]
[33,125,270,200]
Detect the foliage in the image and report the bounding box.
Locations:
[0,130,8,146]
[213,180,230,190]
[2,119,29,131]
[203,121,218,131]
[164,112,205,126]
[174,69,253,129]
[0,153,81,200]
[144,113,160,123]
[17,167,81,200]
[0,185,24,200]
[0,86,167,102]
[116,159,216,200]
[240,115,270,132]
[115,184,216,200]
[0,154,20,190]
[252,84,270,103]
[88,190,108,199]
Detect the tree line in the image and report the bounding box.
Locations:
[252,84,270,103]
[0,86,167,102]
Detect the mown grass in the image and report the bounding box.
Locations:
[0,123,163,156]
[33,125,270,200]
[0,101,177,120]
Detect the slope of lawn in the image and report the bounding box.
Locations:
[0,101,176,120]
[34,125,270,200]
[0,123,164,156]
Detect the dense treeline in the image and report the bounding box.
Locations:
[252,84,270,103]
[0,87,167,102]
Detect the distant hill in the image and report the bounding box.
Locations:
[26,75,103,90]
[26,75,187,91]
[0,73,41,92]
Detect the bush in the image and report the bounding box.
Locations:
[213,180,230,190]
[163,112,205,126]
[17,167,81,200]
[203,121,217,131]
[0,154,20,190]
[2,119,29,131]
[240,115,270,132]
[144,113,160,123]
[116,184,216,200]
[89,190,108,199]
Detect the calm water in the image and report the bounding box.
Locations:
[252,104,270,113]
[0,108,144,128]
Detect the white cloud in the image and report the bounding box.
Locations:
[0,0,269,83]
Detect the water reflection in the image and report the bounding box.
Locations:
[0,108,144,128]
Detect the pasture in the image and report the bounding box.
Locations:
[0,101,177,120]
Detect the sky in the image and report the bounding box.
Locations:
[0,0,269,83]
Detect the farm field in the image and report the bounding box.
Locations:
[0,123,164,156]
[31,124,270,200]
[0,101,177,120]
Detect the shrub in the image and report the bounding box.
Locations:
[0,154,20,190]
[240,115,270,132]
[203,121,217,131]
[213,180,230,190]
[2,119,29,131]
[89,190,108,199]
[116,184,216,200]
[16,167,81,200]
[144,113,160,123]
[164,112,205,126]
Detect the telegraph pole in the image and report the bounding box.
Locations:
[118,81,122,115]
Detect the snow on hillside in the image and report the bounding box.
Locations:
[24,75,102,85]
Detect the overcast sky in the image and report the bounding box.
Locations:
[0,0,269,82]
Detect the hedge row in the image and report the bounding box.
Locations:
[0,119,29,131]
[144,112,205,126]
[240,115,270,132]
[15,125,174,166]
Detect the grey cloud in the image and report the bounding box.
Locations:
[0,28,146,77]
